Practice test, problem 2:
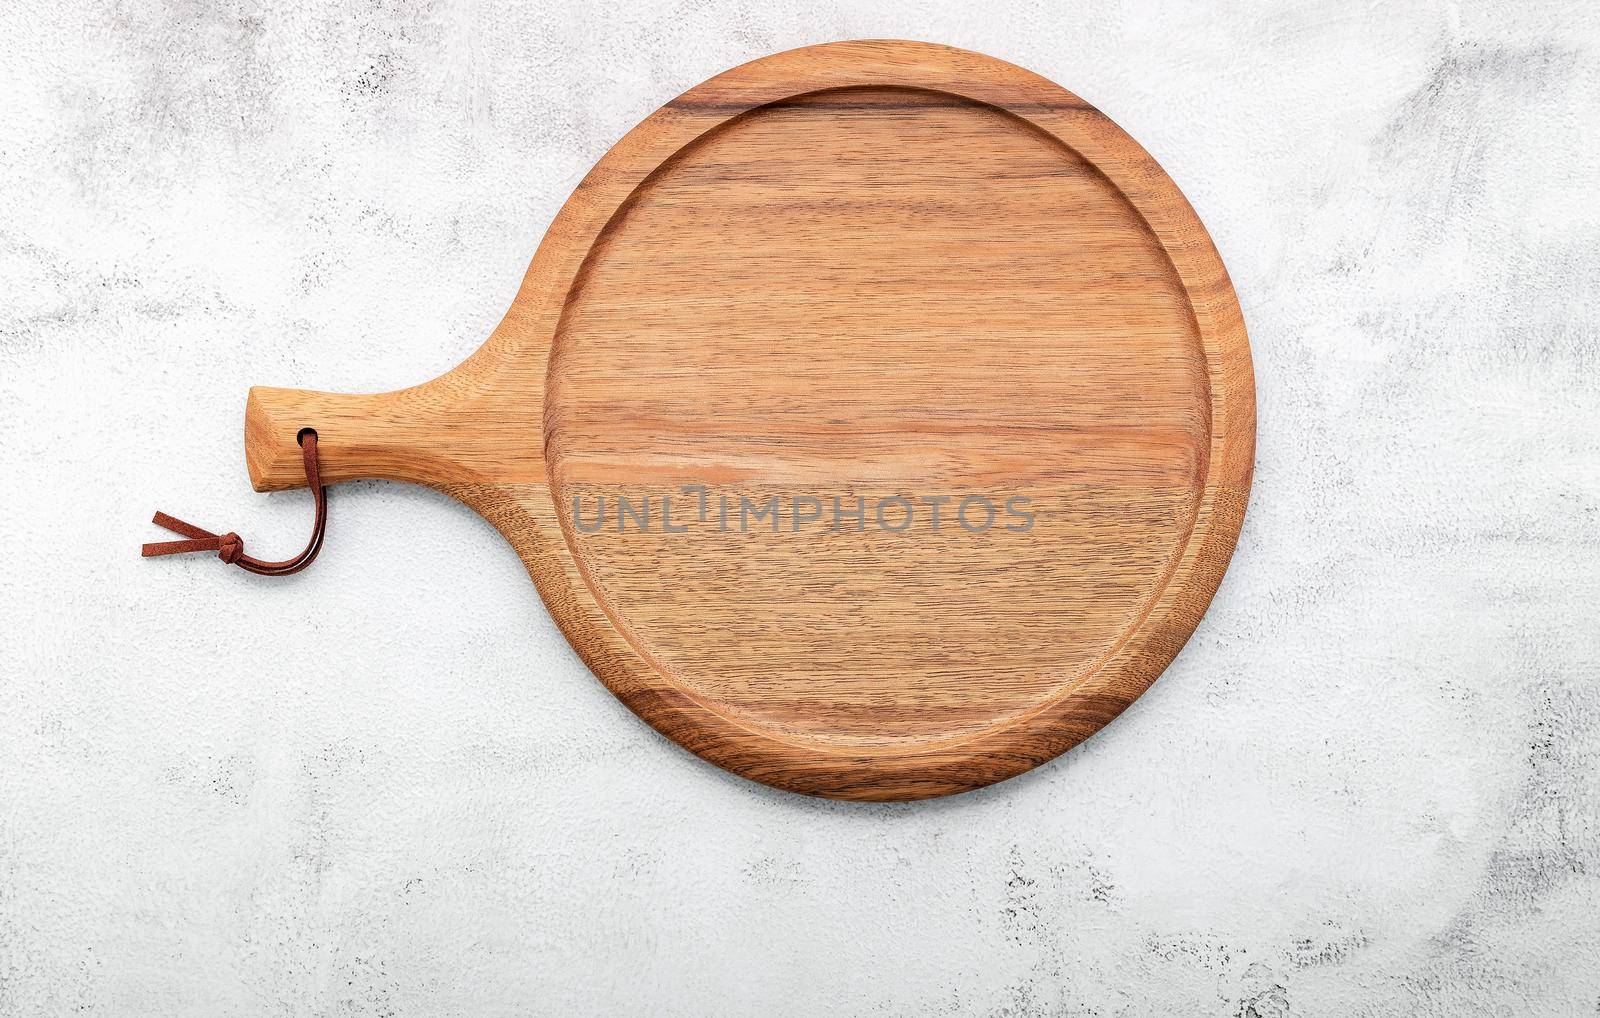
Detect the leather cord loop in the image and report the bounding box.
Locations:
[142,431,327,576]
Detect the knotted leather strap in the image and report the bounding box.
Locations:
[142,430,327,576]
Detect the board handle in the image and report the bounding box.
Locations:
[245,383,498,492]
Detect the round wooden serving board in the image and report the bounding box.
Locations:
[243,41,1254,801]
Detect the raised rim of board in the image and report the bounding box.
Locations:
[502,40,1255,799]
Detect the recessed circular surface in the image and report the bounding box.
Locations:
[548,85,1209,742]
[245,41,1254,800]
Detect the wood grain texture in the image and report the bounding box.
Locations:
[243,41,1255,801]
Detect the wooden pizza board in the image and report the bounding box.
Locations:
[242,40,1255,800]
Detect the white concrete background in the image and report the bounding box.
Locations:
[2,0,1597,1014]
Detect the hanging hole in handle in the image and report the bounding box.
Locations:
[296,427,318,447]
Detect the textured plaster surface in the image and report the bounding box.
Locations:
[3,1,1599,1015]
